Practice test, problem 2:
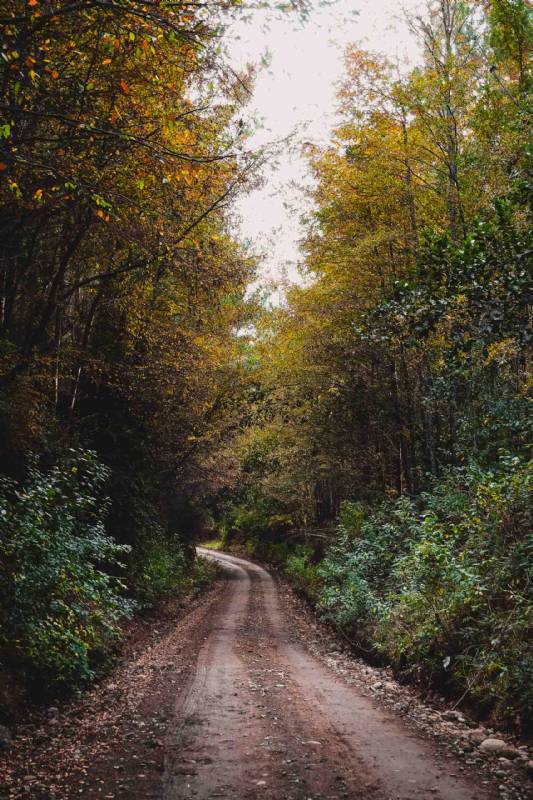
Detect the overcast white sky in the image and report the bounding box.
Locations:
[225,0,424,285]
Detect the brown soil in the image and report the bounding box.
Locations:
[0,581,226,800]
[1,550,531,800]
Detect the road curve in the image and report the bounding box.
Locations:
[163,549,493,800]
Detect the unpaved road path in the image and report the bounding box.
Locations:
[163,549,493,800]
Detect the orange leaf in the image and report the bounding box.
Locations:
[0,162,7,171]
[97,209,105,218]
[28,0,38,6]
[25,55,36,68]
[119,79,129,93]
[102,58,111,65]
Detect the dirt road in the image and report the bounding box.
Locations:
[163,549,493,800]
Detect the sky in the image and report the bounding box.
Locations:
[225,0,424,286]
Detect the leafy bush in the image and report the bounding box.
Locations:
[0,450,132,692]
[129,523,217,604]
[220,494,293,545]
[317,457,533,725]
[285,546,321,600]
[129,530,189,604]
[318,499,418,634]
[190,556,218,593]
[245,537,292,565]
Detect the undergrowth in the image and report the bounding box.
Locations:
[229,456,533,730]
[0,450,217,701]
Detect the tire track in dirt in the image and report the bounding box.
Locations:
[163,555,319,799]
[163,549,495,800]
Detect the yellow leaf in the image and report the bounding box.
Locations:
[33,188,43,200]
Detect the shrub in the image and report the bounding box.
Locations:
[129,527,217,604]
[380,456,533,721]
[318,498,418,634]
[317,456,533,725]
[285,545,321,600]
[129,530,189,604]
[0,450,132,692]
[190,555,218,593]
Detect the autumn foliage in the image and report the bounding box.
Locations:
[218,0,533,728]
[0,0,256,695]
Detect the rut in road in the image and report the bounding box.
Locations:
[163,550,493,800]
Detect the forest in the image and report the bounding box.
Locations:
[0,0,259,698]
[0,0,532,742]
[217,0,533,729]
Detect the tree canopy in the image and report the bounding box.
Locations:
[0,0,532,730]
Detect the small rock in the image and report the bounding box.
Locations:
[442,709,465,723]
[0,724,12,749]
[395,702,409,713]
[479,738,519,758]
[371,682,383,691]
[467,728,487,745]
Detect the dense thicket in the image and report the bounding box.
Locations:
[219,0,533,728]
[0,0,260,697]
